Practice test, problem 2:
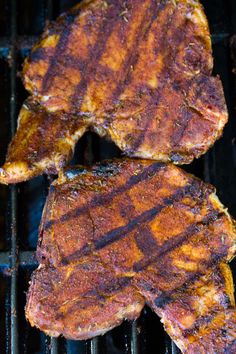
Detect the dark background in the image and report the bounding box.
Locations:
[0,0,236,353]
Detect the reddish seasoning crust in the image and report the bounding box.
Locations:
[143,263,236,354]
[26,160,236,352]
[0,0,228,184]
[26,256,145,339]
[0,98,87,184]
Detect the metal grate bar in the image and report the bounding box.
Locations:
[90,338,99,354]
[211,33,230,43]
[171,341,181,354]
[0,251,37,267]
[84,134,100,354]
[9,0,18,353]
[131,321,138,354]
[0,36,38,51]
[44,1,60,352]
[50,337,59,354]
[42,0,62,348]
[45,0,55,21]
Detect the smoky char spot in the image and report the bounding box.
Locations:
[154,294,172,309]
[221,329,227,337]
[222,295,232,307]
[60,244,91,265]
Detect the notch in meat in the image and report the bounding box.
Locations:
[26,160,236,352]
[0,0,228,184]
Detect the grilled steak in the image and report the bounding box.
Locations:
[0,0,228,184]
[26,160,236,352]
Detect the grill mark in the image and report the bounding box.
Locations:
[46,4,87,36]
[57,229,229,320]
[154,294,172,309]
[135,226,159,255]
[43,162,165,230]
[41,13,78,92]
[130,7,190,154]
[37,184,58,256]
[151,252,229,311]
[119,193,159,257]
[133,210,220,272]
[41,52,115,74]
[60,182,196,265]
[103,0,162,118]
[89,276,131,297]
[41,2,120,95]
[29,48,48,62]
[57,54,87,71]
[59,246,229,319]
[69,2,123,110]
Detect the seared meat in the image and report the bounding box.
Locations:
[26,160,236,352]
[0,98,87,184]
[1,0,228,183]
[142,263,236,354]
[26,255,145,339]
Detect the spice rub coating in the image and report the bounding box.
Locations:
[0,0,228,183]
[26,160,236,352]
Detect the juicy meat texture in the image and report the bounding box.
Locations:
[26,159,236,352]
[0,0,228,184]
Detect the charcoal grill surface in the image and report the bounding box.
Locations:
[0,1,236,353]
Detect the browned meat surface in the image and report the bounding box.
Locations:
[27,256,144,339]
[26,160,236,352]
[0,98,87,183]
[139,262,236,354]
[0,0,228,184]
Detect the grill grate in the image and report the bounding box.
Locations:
[0,0,236,353]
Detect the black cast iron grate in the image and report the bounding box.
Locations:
[0,1,236,353]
